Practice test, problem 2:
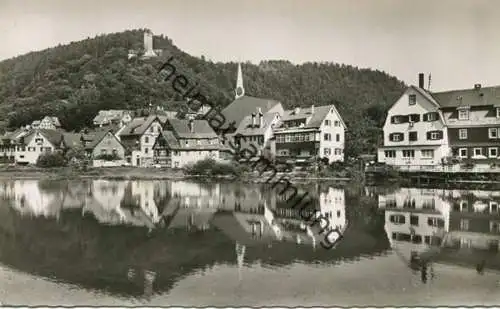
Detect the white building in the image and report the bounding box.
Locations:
[15,129,65,165]
[273,104,346,164]
[378,75,450,167]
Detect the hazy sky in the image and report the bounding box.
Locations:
[1,0,500,91]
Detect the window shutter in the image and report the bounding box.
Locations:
[390,215,395,223]
[423,113,429,121]
[438,130,443,139]
[389,133,394,141]
[390,116,395,124]
[434,112,440,121]
[398,133,404,141]
[426,132,432,140]
[411,114,420,122]
[402,115,410,123]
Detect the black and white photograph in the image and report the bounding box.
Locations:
[1,0,500,307]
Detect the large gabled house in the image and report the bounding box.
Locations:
[378,74,500,170]
[377,75,449,167]
[15,129,66,165]
[32,116,62,130]
[153,118,221,168]
[273,104,346,164]
[118,115,164,167]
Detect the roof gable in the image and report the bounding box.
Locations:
[234,112,279,135]
[220,95,282,129]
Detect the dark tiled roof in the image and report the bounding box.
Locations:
[279,104,345,129]
[24,129,65,147]
[220,95,282,129]
[119,115,161,136]
[62,133,83,149]
[234,112,279,136]
[431,85,500,108]
[168,119,218,139]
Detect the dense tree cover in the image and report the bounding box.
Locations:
[0,29,406,156]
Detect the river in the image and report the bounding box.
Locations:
[0,179,499,306]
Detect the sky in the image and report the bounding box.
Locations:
[1,0,500,92]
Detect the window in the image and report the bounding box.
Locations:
[336,134,340,142]
[334,148,342,155]
[458,109,469,120]
[410,215,419,226]
[409,114,420,122]
[421,149,434,158]
[430,132,440,140]
[459,129,468,139]
[425,112,438,121]
[389,215,405,224]
[489,128,498,139]
[334,120,340,127]
[490,221,500,233]
[489,147,498,158]
[409,94,416,105]
[390,133,403,142]
[460,201,469,212]
[324,120,331,126]
[490,202,498,213]
[409,132,418,141]
[402,150,415,158]
[459,148,468,158]
[428,217,445,228]
[384,150,396,158]
[460,219,469,231]
[145,136,149,143]
[473,148,483,157]
[324,148,331,156]
[324,133,331,141]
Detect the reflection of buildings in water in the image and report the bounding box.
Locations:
[273,186,346,246]
[169,181,220,209]
[434,189,500,271]
[379,188,451,260]
[0,180,62,218]
[129,181,165,224]
[212,200,281,246]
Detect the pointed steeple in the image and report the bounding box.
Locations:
[235,63,245,100]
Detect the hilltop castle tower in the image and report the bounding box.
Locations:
[235,63,245,100]
[142,30,157,58]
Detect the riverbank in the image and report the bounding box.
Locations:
[0,166,353,184]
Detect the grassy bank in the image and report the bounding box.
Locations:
[0,165,355,184]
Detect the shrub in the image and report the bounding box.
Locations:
[184,158,242,176]
[36,152,67,167]
[95,153,121,161]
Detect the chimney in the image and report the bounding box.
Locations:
[474,83,482,90]
[188,118,194,133]
[418,73,425,89]
[311,105,315,114]
[251,113,256,127]
[258,108,264,128]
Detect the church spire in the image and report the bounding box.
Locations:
[235,63,245,100]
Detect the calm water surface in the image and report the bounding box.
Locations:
[0,179,499,306]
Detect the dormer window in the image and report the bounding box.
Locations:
[458,108,469,120]
[409,94,416,105]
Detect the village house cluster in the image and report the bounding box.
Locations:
[0,64,347,168]
[378,73,500,171]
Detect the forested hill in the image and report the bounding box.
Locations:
[0,28,406,156]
